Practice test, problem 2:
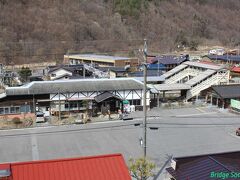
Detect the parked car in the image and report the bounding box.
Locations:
[236,128,240,136]
[36,112,45,123]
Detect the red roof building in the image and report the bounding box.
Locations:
[232,66,240,73]
[0,154,131,180]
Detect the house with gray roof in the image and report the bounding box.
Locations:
[47,64,93,80]
[0,78,149,118]
[205,84,240,109]
[166,151,240,180]
[63,54,139,67]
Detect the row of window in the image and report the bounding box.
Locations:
[64,102,86,109]
[0,106,20,115]
[129,100,141,106]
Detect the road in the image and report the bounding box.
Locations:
[0,106,239,179]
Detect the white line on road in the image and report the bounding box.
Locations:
[175,112,217,117]
[31,134,39,160]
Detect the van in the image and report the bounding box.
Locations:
[36,112,45,123]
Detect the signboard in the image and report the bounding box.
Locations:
[123,100,129,105]
[231,99,240,110]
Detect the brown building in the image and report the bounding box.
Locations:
[63,54,139,67]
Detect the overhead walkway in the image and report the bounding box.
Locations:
[185,70,229,100]
[163,61,225,84]
[185,69,216,86]
[162,64,188,79]
[155,61,229,101]
[164,68,202,84]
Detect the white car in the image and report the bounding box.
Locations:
[36,112,45,123]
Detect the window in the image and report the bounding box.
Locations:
[130,99,141,105]
[125,61,130,65]
[4,107,9,114]
[0,108,4,114]
[16,107,20,113]
[70,102,78,109]
[10,107,15,114]
[65,103,69,109]
[0,106,21,114]
[116,101,120,108]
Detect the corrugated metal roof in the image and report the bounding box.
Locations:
[212,84,240,99]
[65,54,132,62]
[133,76,165,82]
[2,154,131,180]
[207,55,240,62]
[162,64,188,79]
[232,66,240,73]
[176,156,232,179]
[154,83,191,91]
[94,92,122,102]
[185,69,216,86]
[148,84,158,93]
[6,78,144,96]
[166,151,240,180]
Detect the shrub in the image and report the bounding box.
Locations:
[12,117,22,124]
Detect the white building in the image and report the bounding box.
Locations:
[1,78,150,117]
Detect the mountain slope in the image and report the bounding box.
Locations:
[0,0,239,64]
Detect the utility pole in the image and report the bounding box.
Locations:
[33,94,36,114]
[143,39,147,158]
[58,90,61,121]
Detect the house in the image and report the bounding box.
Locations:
[165,151,240,180]
[0,154,131,180]
[63,54,139,67]
[230,66,240,78]
[204,84,240,109]
[47,64,93,80]
[0,78,150,118]
[150,55,189,71]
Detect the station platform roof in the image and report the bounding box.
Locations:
[153,83,191,92]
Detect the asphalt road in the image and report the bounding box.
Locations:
[0,106,239,179]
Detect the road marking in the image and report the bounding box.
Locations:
[175,112,217,117]
[31,134,39,160]
[196,107,206,113]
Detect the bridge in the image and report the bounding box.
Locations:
[152,61,229,101]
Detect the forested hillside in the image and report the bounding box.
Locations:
[0,0,240,64]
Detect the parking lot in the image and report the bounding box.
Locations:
[0,106,239,179]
